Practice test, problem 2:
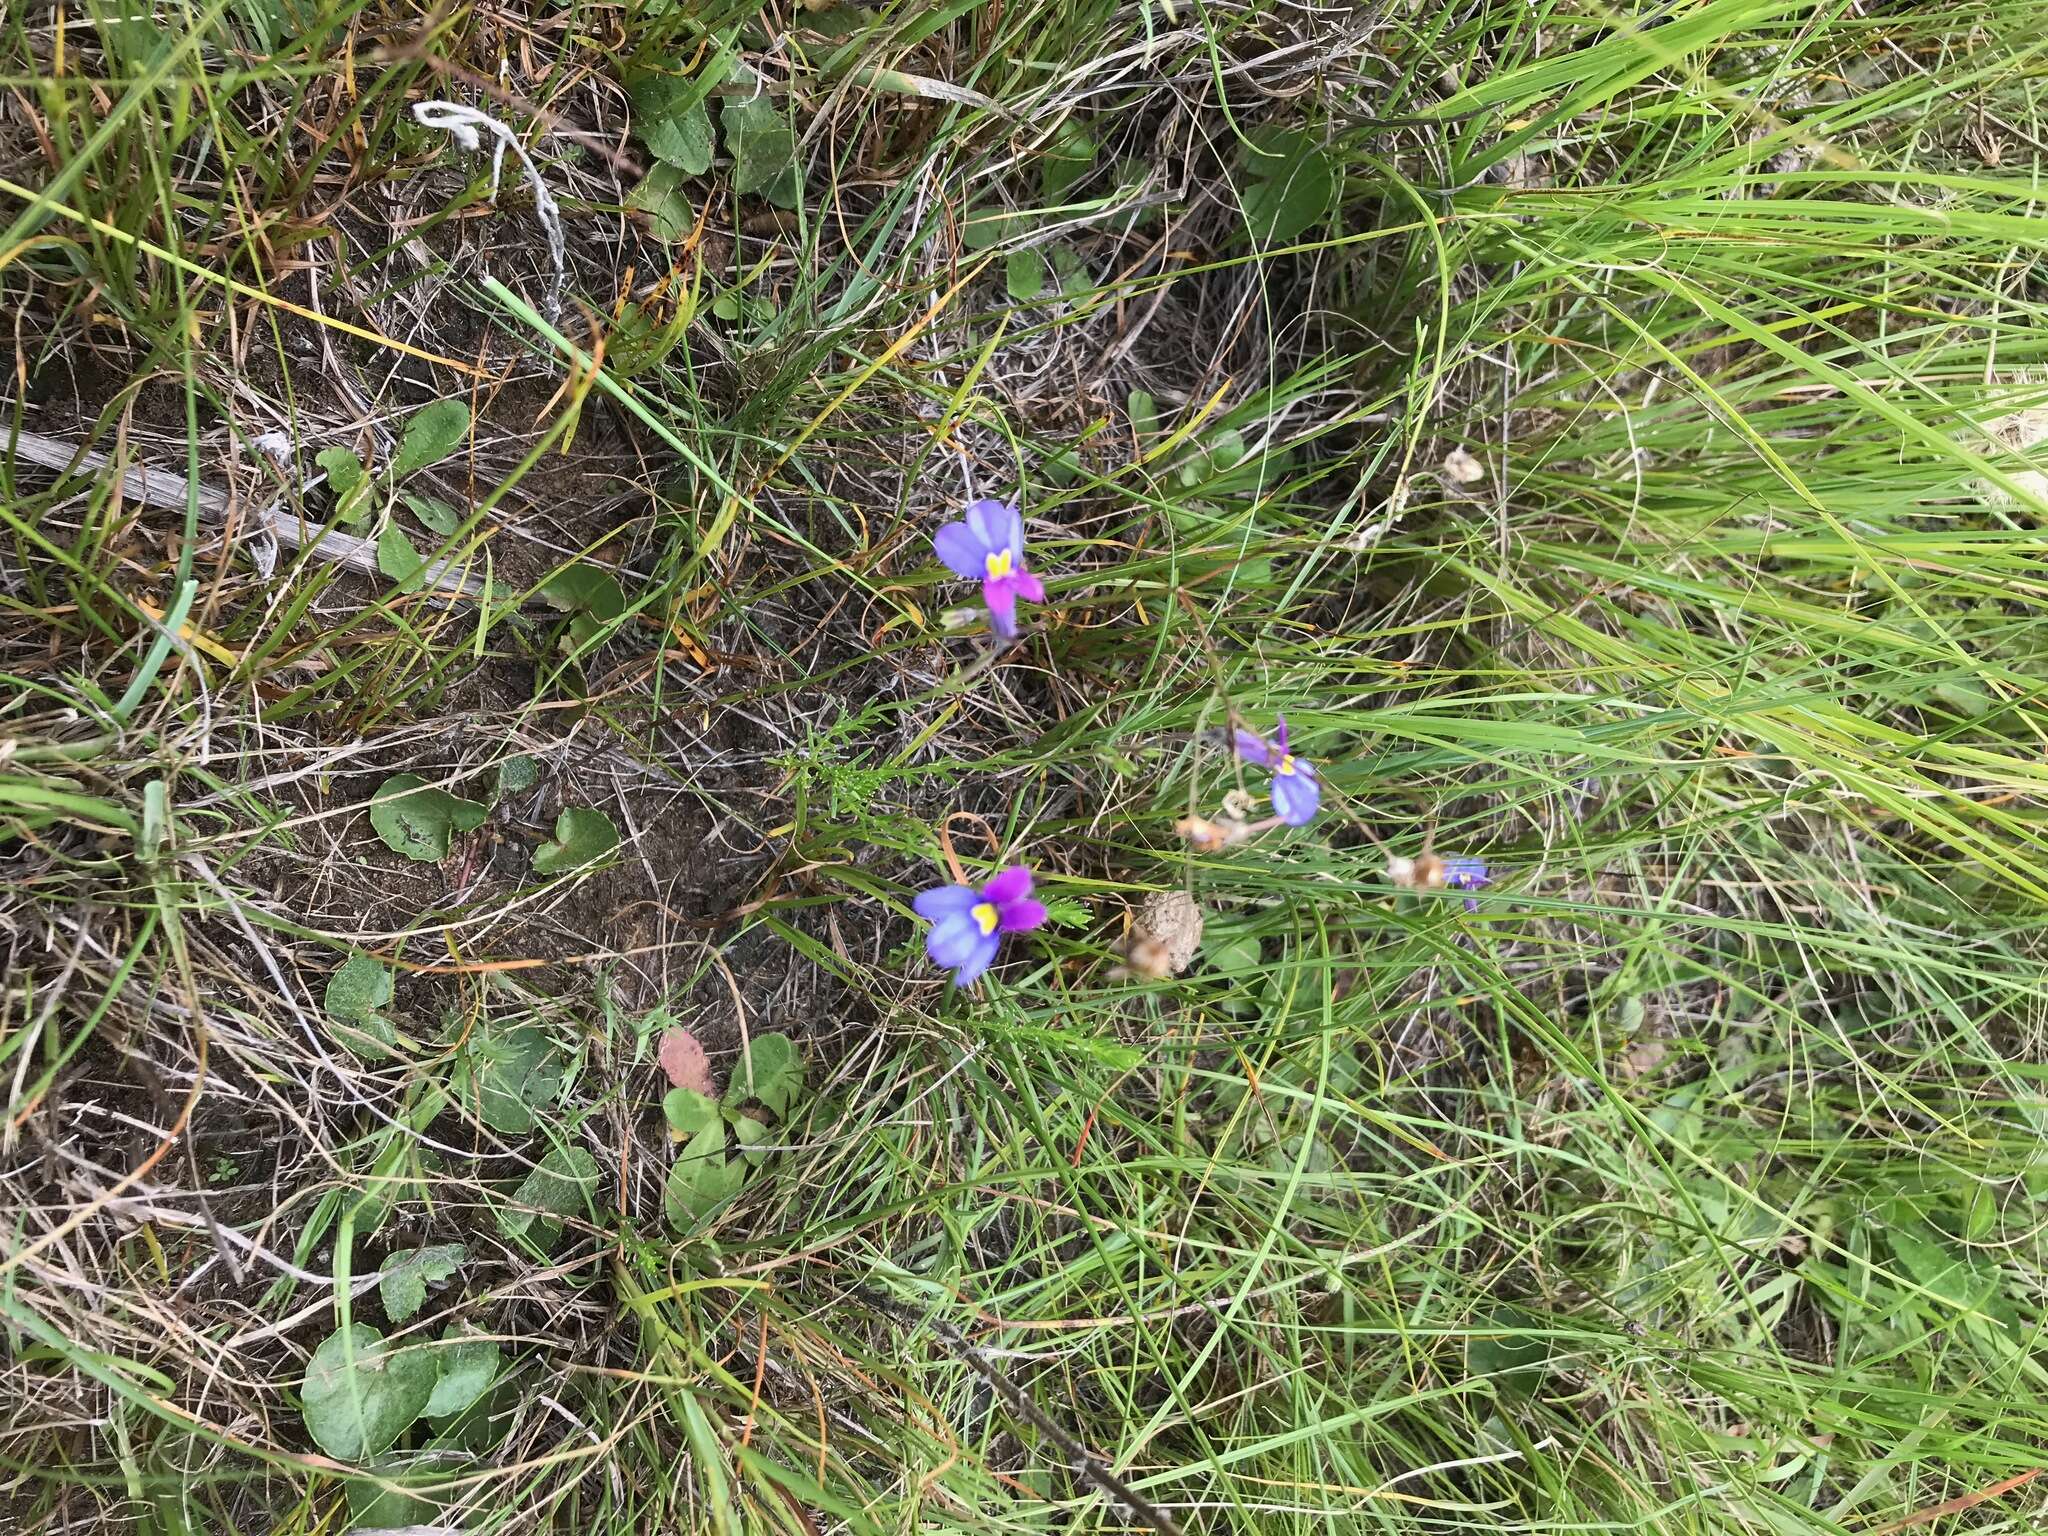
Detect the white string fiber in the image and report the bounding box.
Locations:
[412,100,567,322]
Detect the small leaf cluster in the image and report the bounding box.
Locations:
[365,756,618,875]
[627,66,802,239]
[316,399,472,592]
[660,1032,804,1226]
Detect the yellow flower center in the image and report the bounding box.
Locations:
[971,901,1000,935]
[1276,754,1296,776]
[984,549,1014,579]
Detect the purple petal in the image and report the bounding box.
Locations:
[1273,715,1290,754]
[933,522,989,580]
[1463,896,1480,914]
[1011,569,1045,604]
[1271,767,1320,826]
[982,866,1034,905]
[984,582,1020,639]
[964,499,1023,561]
[1233,729,1273,767]
[914,884,980,920]
[997,897,1048,934]
[926,913,986,970]
[950,934,1001,988]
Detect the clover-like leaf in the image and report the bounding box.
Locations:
[453,1023,566,1135]
[369,774,488,863]
[423,1324,502,1421]
[663,1086,720,1141]
[733,1032,802,1118]
[533,806,620,875]
[392,398,470,478]
[721,96,801,208]
[301,1325,439,1463]
[630,74,715,174]
[499,1144,601,1241]
[1237,128,1337,244]
[658,1026,715,1096]
[379,1243,465,1326]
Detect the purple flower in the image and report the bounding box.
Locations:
[1441,855,1491,913]
[933,499,1046,640]
[1232,715,1321,826]
[914,865,1049,987]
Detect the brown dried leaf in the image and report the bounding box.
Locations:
[658,1027,715,1096]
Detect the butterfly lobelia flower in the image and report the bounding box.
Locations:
[914,865,1050,987]
[933,499,1046,640]
[1387,853,1492,913]
[1232,715,1321,826]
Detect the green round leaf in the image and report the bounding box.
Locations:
[1042,118,1097,203]
[369,774,488,863]
[1238,129,1338,244]
[664,1119,741,1228]
[721,96,801,206]
[392,399,471,478]
[499,1144,601,1241]
[324,951,392,1022]
[403,491,462,536]
[377,522,425,591]
[627,162,695,243]
[732,1113,771,1167]
[454,1023,567,1135]
[734,1032,803,1118]
[423,1325,502,1421]
[494,755,543,801]
[1005,249,1046,302]
[663,1086,720,1139]
[539,565,628,639]
[1467,1304,1554,1399]
[630,75,715,174]
[379,1243,465,1326]
[533,806,620,875]
[301,1325,438,1462]
[323,951,400,1059]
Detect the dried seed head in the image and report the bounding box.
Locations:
[1176,815,1246,854]
[1442,445,1486,485]
[1387,853,1446,889]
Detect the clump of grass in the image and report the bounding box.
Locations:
[6,1,2048,1533]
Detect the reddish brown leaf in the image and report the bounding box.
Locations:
[658,1027,715,1095]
